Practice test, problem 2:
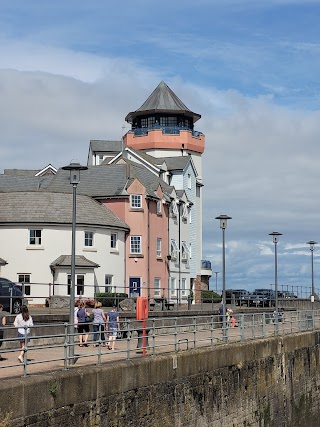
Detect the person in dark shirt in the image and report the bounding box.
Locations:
[107,306,120,350]
[0,304,6,361]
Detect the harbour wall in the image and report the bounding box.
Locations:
[1,330,320,426]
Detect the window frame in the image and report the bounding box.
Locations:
[130,194,142,209]
[67,274,84,296]
[18,274,31,295]
[105,275,113,293]
[171,239,179,260]
[84,231,94,247]
[181,241,190,262]
[157,200,162,215]
[29,229,42,245]
[130,235,142,254]
[154,277,161,297]
[110,232,118,250]
[156,238,162,257]
[187,173,192,189]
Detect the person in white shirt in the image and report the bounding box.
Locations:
[13,305,33,363]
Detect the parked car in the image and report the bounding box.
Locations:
[253,289,276,307]
[249,293,266,307]
[226,289,251,306]
[0,277,24,314]
[278,291,297,299]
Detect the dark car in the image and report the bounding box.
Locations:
[0,277,24,314]
[278,291,297,299]
[253,289,276,307]
[249,293,266,307]
[226,289,251,306]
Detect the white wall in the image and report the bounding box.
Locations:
[0,224,126,304]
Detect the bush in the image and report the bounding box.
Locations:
[96,292,128,307]
[201,290,221,303]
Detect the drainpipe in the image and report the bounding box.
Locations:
[167,202,170,299]
[178,201,181,306]
[147,199,150,300]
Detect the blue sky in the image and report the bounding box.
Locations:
[1,0,320,295]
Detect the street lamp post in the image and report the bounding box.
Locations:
[62,161,88,365]
[306,241,317,311]
[215,214,232,342]
[269,231,282,334]
[214,271,219,292]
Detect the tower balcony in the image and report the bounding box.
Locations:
[124,127,205,154]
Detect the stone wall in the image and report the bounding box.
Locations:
[1,331,320,426]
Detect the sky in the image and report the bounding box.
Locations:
[1,0,320,295]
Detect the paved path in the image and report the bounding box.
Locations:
[0,318,306,381]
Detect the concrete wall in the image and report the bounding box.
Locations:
[2,330,320,426]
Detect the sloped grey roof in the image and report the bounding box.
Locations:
[3,169,40,177]
[0,192,129,230]
[50,255,99,268]
[90,140,122,153]
[0,257,7,265]
[46,166,129,198]
[0,175,54,192]
[153,156,191,171]
[125,81,201,123]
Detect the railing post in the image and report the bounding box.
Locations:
[63,322,68,370]
[240,314,245,342]
[174,317,178,352]
[151,318,156,356]
[262,313,266,338]
[97,324,102,367]
[126,320,131,360]
[23,326,28,377]
[193,316,197,349]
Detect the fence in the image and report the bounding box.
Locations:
[0,309,318,378]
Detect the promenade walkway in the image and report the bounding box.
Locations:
[0,311,308,380]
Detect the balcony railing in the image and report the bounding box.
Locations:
[133,126,202,138]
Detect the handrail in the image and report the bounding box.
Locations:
[0,309,318,378]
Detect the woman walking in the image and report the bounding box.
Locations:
[76,301,91,347]
[107,305,120,350]
[92,301,107,346]
[13,305,33,363]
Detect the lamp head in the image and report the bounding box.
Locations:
[307,240,318,251]
[62,160,88,185]
[215,214,232,230]
[269,231,282,244]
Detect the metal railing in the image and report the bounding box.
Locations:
[0,309,318,378]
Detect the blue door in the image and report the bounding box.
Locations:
[129,277,141,297]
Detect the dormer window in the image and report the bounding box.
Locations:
[182,204,188,221]
[130,194,142,209]
[171,239,179,261]
[157,200,162,215]
[181,241,190,262]
[171,201,179,217]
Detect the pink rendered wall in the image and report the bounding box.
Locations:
[101,181,169,298]
[124,129,205,154]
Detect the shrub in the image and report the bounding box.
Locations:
[96,292,128,307]
[201,290,221,303]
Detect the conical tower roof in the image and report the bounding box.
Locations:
[125,81,201,124]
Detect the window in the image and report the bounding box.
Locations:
[181,241,190,262]
[154,277,161,297]
[157,200,162,215]
[171,201,179,217]
[181,278,187,297]
[130,236,142,254]
[182,204,188,221]
[29,229,41,245]
[18,274,31,295]
[189,208,192,224]
[111,232,118,250]
[160,116,177,126]
[156,238,162,257]
[68,275,84,296]
[170,277,176,296]
[130,194,142,208]
[188,174,191,189]
[99,154,104,164]
[171,239,179,260]
[148,117,156,128]
[105,275,113,293]
[84,231,94,247]
[141,118,148,128]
